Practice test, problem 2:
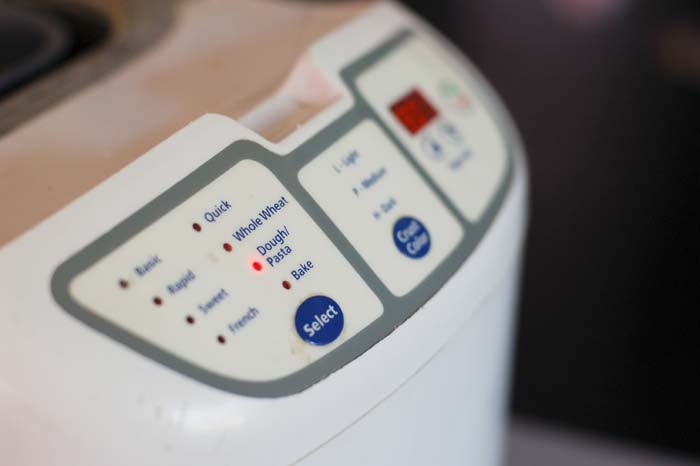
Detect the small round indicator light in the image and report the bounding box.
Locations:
[252,261,263,272]
[186,315,195,325]
[192,223,202,232]
[153,296,163,306]
[223,243,233,252]
[217,335,226,344]
[118,279,129,289]
[282,280,291,290]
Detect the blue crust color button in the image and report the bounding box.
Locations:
[393,216,431,259]
[295,295,344,346]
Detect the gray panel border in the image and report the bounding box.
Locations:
[51,30,516,398]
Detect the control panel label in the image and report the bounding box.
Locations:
[290,260,314,281]
[134,255,161,277]
[228,307,260,335]
[256,225,294,267]
[198,288,229,315]
[232,195,290,242]
[166,269,196,295]
[203,200,232,224]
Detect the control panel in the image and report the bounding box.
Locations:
[299,121,461,297]
[69,160,382,382]
[357,39,508,222]
[52,31,515,397]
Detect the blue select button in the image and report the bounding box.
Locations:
[295,295,344,345]
[393,216,431,259]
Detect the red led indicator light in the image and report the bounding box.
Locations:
[186,315,195,325]
[192,223,202,232]
[217,335,226,344]
[118,279,129,289]
[282,280,291,290]
[223,243,233,252]
[252,261,263,272]
[153,296,163,306]
[390,89,438,135]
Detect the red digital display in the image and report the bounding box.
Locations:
[390,89,438,135]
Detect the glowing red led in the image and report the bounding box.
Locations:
[252,261,263,271]
[390,89,438,135]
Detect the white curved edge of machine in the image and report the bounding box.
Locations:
[0,2,529,465]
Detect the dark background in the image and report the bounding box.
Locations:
[402,0,700,457]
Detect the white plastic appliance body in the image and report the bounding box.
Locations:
[0,3,527,465]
